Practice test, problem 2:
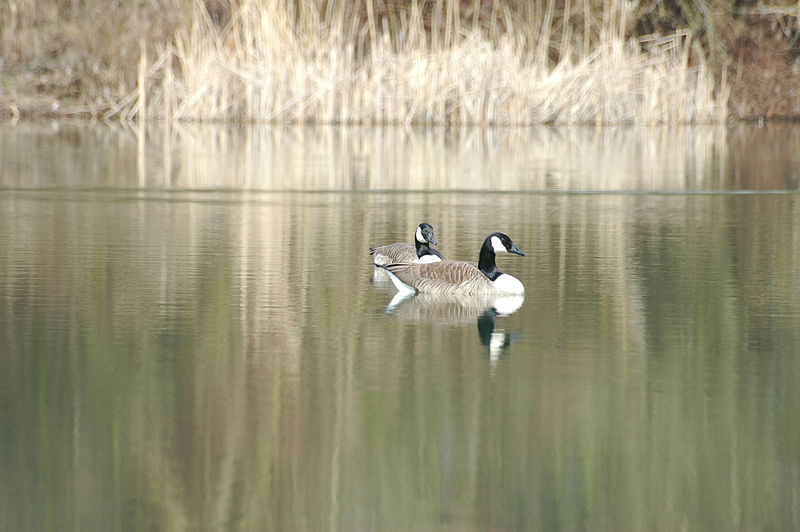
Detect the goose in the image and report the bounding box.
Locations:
[379,232,525,295]
[370,223,445,265]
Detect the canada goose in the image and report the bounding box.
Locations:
[370,223,445,265]
[379,232,525,295]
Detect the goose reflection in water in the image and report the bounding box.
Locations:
[476,307,523,363]
[383,292,524,363]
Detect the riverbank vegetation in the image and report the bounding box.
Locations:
[1,1,798,124]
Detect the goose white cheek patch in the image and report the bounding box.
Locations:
[416,227,425,243]
[491,236,507,254]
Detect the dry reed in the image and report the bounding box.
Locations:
[3,0,734,124]
[118,0,727,124]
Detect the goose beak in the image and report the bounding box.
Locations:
[427,235,438,245]
[509,244,526,256]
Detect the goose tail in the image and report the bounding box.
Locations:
[377,264,416,294]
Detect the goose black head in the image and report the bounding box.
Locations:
[478,232,525,281]
[488,232,525,256]
[415,223,438,246]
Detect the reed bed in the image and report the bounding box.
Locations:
[116,0,727,125]
[3,0,754,124]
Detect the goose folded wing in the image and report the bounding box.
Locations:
[371,243,416,264]
[385,261,492,294]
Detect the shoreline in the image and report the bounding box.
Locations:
[3,106,799,125]
[3,109,800,125]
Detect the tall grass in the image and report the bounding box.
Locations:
[119,0,727,124]
[3,0,734,124]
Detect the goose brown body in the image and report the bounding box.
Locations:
[370,243,444,265]
[382,261,495,295]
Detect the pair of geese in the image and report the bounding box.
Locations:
[370,223,526,295]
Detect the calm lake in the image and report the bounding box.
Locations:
[1,122,799,531]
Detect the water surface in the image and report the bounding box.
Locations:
[1,122,799,531]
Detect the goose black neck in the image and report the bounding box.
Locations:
[478,240,502,281]
[415,240,433,259]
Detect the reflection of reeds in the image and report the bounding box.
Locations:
[12,122,800,192]
[6,122,800,192]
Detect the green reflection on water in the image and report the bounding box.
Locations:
[0,124,799,531]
